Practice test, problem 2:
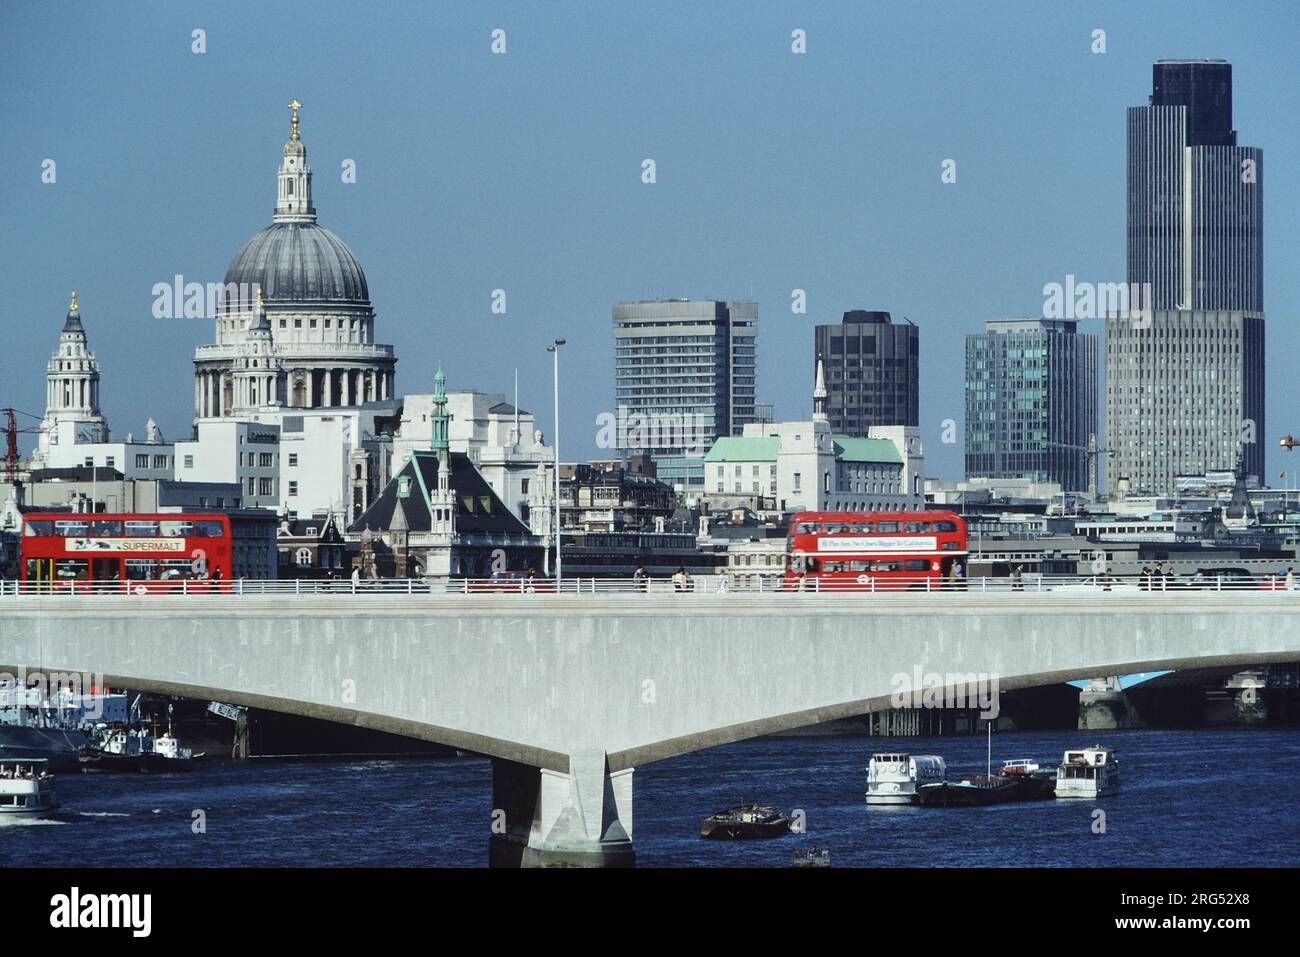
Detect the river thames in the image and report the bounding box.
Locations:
[5,729,1298,867]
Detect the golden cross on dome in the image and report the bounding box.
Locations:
[69,290,78,312]
[288,99,302,140]
[256,287,265,308]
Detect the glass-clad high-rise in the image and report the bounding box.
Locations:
[965,319,1098,492]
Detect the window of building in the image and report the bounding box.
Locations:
[258,478,274,497]
[288,481,299,496]
[288,453,298,467]
[183,455,194,469]
[259,452,274,468]
[135,454,148,469]
[153,455,168,469]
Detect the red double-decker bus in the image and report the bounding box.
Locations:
[20,513,233,593]
[783,510,968,592]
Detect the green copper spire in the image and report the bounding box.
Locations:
[431,367,449,466]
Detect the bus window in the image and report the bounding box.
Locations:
[934,520,958,532]
[877,561,902,572]
[159,559,199,580]
[795,522,818,535]
[904,559,930,571]
[824,523,846,535]
[194,521,225,538]
[850,560,872,572]
[126,521,159,538]
[160,521,194,538]
[24,521,53,537]
[91,559,120,581]
[876,522,899,533]
[848,523,870,534]
[90,519,123,537]
[906,522,930,533]
[54,520,89,537]
[54,559,89,580]
[125,559,159,580]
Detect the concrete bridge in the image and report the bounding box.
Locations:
[3,589,1300,865]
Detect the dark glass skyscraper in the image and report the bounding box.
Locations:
[965,319,1098,492]
[813,310,918,435]
[1111,60,1265,493]
[1127,59,1262,312]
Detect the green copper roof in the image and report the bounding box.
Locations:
[705,436,780,462]
[832,436,903,464]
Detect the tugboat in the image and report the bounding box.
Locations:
[1055,745,1120,799]
[0,758,58,821]
[79,717,204,773]
[699,804,791,839]
[865,752,946,805]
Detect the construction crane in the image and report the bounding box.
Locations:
[2,408,44,489]
[1040,432,1113,499]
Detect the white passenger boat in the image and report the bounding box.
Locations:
[1055,745,1120,799]
[865,752,945,805]
[0,758,58,820]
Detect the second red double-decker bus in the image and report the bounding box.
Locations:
[20,513,233,592]
[783,510,968,592]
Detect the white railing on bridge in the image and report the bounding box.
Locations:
[0,573,1295,598]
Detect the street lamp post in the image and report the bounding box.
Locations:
[548,339,566,589]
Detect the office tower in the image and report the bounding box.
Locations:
[1110,60,1264,492]
[612,299,757,489]
[813,310,918,436]
[1127,60,1262,312]
[1106,309,1263,495]
[965,319,1098,492]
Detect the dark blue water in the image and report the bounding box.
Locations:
[5,729,1298,867]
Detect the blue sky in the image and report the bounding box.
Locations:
[2,1,1296,481]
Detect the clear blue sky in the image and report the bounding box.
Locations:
[2,1,1296,481]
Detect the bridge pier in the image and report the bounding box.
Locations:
[488,751,635,868]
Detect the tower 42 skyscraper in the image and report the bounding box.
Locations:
[1108,60,1265,493]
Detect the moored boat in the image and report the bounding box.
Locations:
[998,758,1056,800]
[0,758,58,821]
[865,752,946,805]
[1055,745,1119,799]
[699,804,791,839]
[916,776,1021,807]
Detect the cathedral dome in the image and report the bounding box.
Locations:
[223,221,370,307]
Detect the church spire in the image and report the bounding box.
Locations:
[274,98,315,223]
[431,368,450,467]
[812,353,828,424]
